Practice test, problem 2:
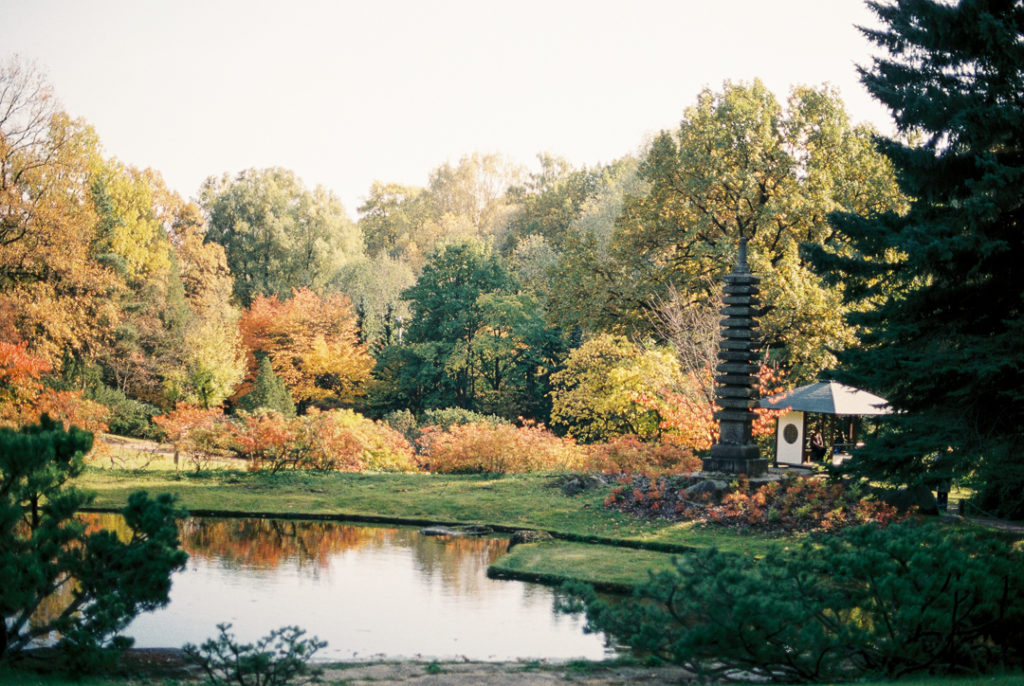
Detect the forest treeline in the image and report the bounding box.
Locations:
[0,55,908,450]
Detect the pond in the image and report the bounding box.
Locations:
[98,515,614,662]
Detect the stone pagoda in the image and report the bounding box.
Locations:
[702,238,768,477]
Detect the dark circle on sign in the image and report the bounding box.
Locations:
[783,424,799,444]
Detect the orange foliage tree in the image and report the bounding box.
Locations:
[229,410,298,473]
[238,287,373,407]
[0,341,108,434]
[637,362,789,451]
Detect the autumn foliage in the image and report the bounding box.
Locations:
[152,404,230,471]
[0,341,108,435]
[238,288,373,407]
[582,434,702,476]
[604,473,904,533]
[418,421,582,474]
[291,409,417,472]
[639,363,789,450]
[153,405,418,473]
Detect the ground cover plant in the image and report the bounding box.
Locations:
[603,472,905,533]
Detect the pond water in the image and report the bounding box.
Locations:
[101,515,614,662]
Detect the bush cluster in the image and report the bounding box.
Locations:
[563,521,1024,682]
[417,420,581,474]
[155,404,709,476]
[582,434,701,476]
[154,405,417,473]
[604,473,903,532]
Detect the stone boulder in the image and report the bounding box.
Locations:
[508,529,555,550]
[419,524,494,537]
[557,474,608,496]
[881,484,939,516]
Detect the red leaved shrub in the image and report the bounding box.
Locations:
[605,473,905,533]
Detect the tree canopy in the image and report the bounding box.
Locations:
[808,0,1024,518]
[200,167,362,307]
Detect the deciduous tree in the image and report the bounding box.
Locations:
[550,334,683,443]
[607,81,906,379]
[200,167,362,306]
[0,57,119,365]
[239,287,373,408]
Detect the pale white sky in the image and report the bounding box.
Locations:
[1,0,891,217]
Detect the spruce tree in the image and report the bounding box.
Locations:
[808,0,1024,516]
[236,356,296,417]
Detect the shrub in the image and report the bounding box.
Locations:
[583,434,702,475]
[230,410,299,473]
[88,384,159,438]
[420,407,510,432]
[563,521,1024,682]
[0,417,187,669]
[153,404,233,472]
[603,473,902,532]
[419,421,581,473]
[293,409,417,472]
[183,623,326,686]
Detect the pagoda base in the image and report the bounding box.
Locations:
[703,443,768,477]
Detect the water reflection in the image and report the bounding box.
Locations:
[93,515,612,662]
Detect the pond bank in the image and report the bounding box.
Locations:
[75,468,767,589]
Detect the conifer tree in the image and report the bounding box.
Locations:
[809,0,1024,516]
[236,356,296,417]
[0,416,187,666]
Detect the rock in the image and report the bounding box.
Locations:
[508,529,554,549]
[882,484,939,516]
[558,473,607,496]
[683,479,720,500]
[419,524,493,537]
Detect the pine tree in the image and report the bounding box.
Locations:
[236,356,296,417]
[808,0,1024,516]
[0,416,187,666]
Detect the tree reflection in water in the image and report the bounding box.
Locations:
[75,514,610,661]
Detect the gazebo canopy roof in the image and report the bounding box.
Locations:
[758,381,891,416]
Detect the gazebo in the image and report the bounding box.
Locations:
[758,381,890,466]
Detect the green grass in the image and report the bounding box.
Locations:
[75,467,785,556]
[489,540,682,590]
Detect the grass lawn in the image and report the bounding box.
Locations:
[76,465,787,558]
[489,540,683,591]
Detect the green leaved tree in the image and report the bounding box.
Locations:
[808,0,1024,517]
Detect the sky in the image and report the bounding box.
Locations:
[1,0,892,217]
